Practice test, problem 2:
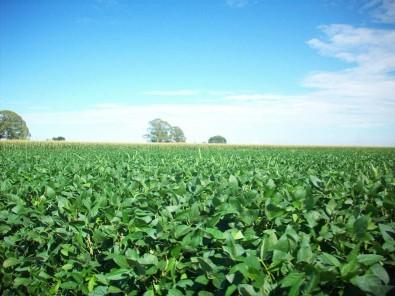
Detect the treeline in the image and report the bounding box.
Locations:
[0,110,227,143]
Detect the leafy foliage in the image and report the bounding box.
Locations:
[208,135,227,144]
[52,136,66,141]
[0,142,394,295]
[0,110,30,139]
[171,127,186,143]
[144,119,186,143]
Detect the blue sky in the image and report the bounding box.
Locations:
[1,0,395,145]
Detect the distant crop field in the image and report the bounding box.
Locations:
[1,142,395,295]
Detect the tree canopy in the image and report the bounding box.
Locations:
[144,119,186,143]
[0,110,30,140]
[52,136,66,141]
[208,135,227,144]
[171,126,186,143]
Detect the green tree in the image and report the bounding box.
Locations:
[208,135,227,144]
[0,110,30,140]
[52,136,66,141]
[171,126,186,143]
[144,118,173,142]
[144,119,187,143]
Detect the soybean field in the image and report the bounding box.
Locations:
[1,142,395,296]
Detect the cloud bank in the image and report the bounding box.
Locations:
[364,0,395,24]
[21,6,395,145]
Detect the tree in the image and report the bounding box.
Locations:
[208,135,227,144]
[171,126,186,143]
[144,119,186,143]
[0,110,30,140]
[144,118,173,142]
[52,136,66,141]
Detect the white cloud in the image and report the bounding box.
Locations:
[142,90,199,97]
[305,24,395,101]
[307,25,395,72]
[364,0,395,23]
[225,0,250,8]
[24,91,395,145]
[224,93,305,102]
[21,25,395,146]
[23,102,283,143]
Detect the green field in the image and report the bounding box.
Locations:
[1,142,395,295]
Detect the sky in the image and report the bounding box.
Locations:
[0,0,395,145]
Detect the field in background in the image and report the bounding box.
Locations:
[1,142,395,295]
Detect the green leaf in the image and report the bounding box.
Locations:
[166,205,180,213]
[229,175,239,192]
[243,255,261,271]
[357,254,384,266]
[226,273,235,283]
[108,286,122,293]
[354,216,369,239]
[91,286,108,296]
[105,269,129,281]
[293,187,307,200]
[197,257,217,272]
[57,196,70,211]
[45,186,55,198]
[225,284,237,296]
[340,258,359,278]
[174,224,190,239]
[265,201,284,221]
[14,277,31,287]
[266,179,276,190]
[205,227,225,240]
[297,235,313,263]
[370,264,390,285]
[273,237,289,252]
[285,225,300,242]
[88,275,96,292]
[309,175,322,188]
[281,272,305,296]
[38,270,51,279]
[3,257,19,268]
[176,279,193,288]
[139,254,158,265]
[326,199,337,215]
[379,223,395,242]
[281,272,305,287]
[113,255,130,268]
[143,290,155,296]
[61,281,78,289]
[303,270,320,294]
[195,274,209,285]
[223,242,245,259]
[238,284,257,296]
[168,288,184,296]
[230,229,244,240]
[198,292,214,296]
[62,263,73,271]
[304,211,320,228]
[319,252,341,267]
[260,230,278,258]
[351,274,392,296]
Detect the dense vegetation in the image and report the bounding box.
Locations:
[1,142,394,295]
[0,110,30,140]
[144,119,186,143]
[208,136,227,144]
